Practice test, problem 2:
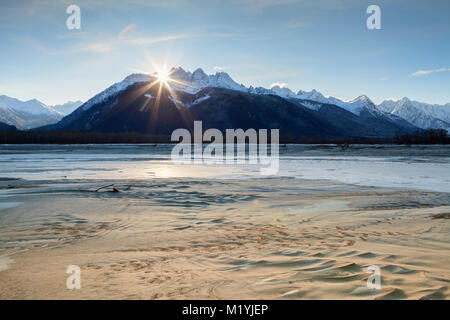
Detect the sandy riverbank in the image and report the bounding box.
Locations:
[0,177,448,299]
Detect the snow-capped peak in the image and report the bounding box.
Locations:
[51,100,84,115]
[265,85,297,98]
[169,67,191,81]
[378,99,397,113]
[169,67,247,92]
[81,73,155,111]
[352,95,370,102]
[191,68,209,85]
[61,67,450,133]
[378,97,450,130]
[296,89,329,103]
[341,95,382,116]
[0,95,61,116]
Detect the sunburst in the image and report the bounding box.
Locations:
[126,59,197,129]
[154,64,172,87]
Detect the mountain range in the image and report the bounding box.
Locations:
[0,95,82,129]
[378,97,450,131]
[2,67,449,139]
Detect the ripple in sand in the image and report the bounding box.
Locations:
[382,264,419,275]
[375,287,407,300]
[356,252,379,259]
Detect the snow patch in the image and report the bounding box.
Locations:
[187,94,211,108]
[81,74,155,111]
[168,95,184,109]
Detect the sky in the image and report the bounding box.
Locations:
[0,0,449,105]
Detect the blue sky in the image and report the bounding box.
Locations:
[0,0,449,105]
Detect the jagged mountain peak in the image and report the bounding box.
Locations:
[23,66,449,133]
[123,73,154,83]
[270,85,296,98]
[193,67,207,75]
[170,66,185,72]
[377,97,450,131]
[26,98,44,104]
[0,94,64,129]
[351,95,372,103]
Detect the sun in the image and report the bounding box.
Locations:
[154,64,172,87]
[132,59,196,128]
[156,69,170,84]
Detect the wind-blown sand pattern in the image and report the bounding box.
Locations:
[0,145,449,299]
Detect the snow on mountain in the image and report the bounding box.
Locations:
[378,97,450,131]
[0,95,66,129]
[166,68,448,130]
[267,85,298,98]
[246,83,382,117]
[51,100,83,115]
[0,95,87,129]
[51,67,450,132]
[0,104,26,128]
[342,95,383,116]
[244,80,448,131]
[73,67,248,113]
[296,89,329,103]
[380,97,450,123]
[70,67,389,121]
[0,95,61,116]
[170,67,247,92]
[81,73,155,111]
[377,99,397,113]
[186,94,211,108]
[5,66,448,132]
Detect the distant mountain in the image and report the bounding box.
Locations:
[0,103,25,128]
[0,95,58,116]
[0,95,62,129]
[378,97,450,131]
[245,77,449,132]
[288,98,417,138]
[4,67,450,133]
[51,100,83,115]
[39,71,417,140]
[0,95,83,129]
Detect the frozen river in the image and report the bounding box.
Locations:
[1,144,449,192]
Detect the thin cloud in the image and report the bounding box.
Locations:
[118,24,137,39]
[410,68,450,78]
[74,29,237,54]
[270,82,288,88]
[72,32,197,54]
[20,27,237,56]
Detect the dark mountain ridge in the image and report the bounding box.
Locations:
[38,79,419,140]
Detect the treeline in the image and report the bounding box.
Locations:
[0,129,448,144]
[280,129,449,144]
[0,130,172,144]
[393,129,449,144]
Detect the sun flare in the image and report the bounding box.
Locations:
[156,69,170,84]
[153,63,173,87]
